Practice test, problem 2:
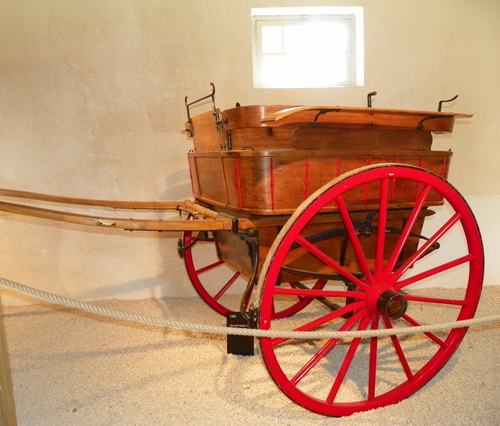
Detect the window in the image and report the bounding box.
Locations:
[252,7,364,88]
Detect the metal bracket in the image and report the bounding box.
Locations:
[367,91,377,108]
[238,229,260,322]
[438,94,459,112]
[184,83,226,137]
[312,108,341,127]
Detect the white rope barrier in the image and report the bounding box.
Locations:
[1,277,499,340]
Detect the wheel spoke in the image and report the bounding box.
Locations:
[287,280,318,303]
[213,271,241,301]
[195,259,224,274]
[368,315,380,401]
[271,280,331,319]
[326,315,372,404]
[394,254,473,290]
[384,184,432,275]
[336,195,374,282]
[391,212,462,281]
[401,314,448,348]
[375,178,389,277]
[271,301,365,347]
[295,234,370,291]
[290,309,367,385]
[272,287,367,300]
[382,317,414,381]
[404,294,467,306]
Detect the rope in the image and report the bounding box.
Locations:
[1,277,499,340]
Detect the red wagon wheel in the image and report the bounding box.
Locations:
[182,216,327,318]
[258,164,484,416]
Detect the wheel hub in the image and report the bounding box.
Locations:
[367,285,408,319]
[376,289,408,319]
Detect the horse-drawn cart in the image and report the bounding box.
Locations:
[0,86,483,416]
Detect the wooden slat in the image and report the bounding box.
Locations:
[0,188,183,209]
[0,200,230,231]
[0,191,257,232]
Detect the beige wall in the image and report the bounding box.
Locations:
[1,0,499,303]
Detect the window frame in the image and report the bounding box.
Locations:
[251,7,364,89]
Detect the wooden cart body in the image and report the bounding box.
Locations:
[185,104,468,281]
[188,105,458,216]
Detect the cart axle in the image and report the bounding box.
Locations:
[376,289,408,319]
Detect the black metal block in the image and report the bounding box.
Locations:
[226,311,254,356]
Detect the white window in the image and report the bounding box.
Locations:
[252,7,364,88]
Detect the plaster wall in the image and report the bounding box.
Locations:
[0,0,499,304]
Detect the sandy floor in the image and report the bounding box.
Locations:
[2,286,500,425]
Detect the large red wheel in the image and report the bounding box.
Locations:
[258,164,484,416]
[182,216,328,318]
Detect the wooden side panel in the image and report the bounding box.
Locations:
[193,157,228,205]
[224,155,273,212]
[230,127,295,150]
[188,156,201,198]
[189,150,452,215]
[215,226,280,280]
[215,230,254,278]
